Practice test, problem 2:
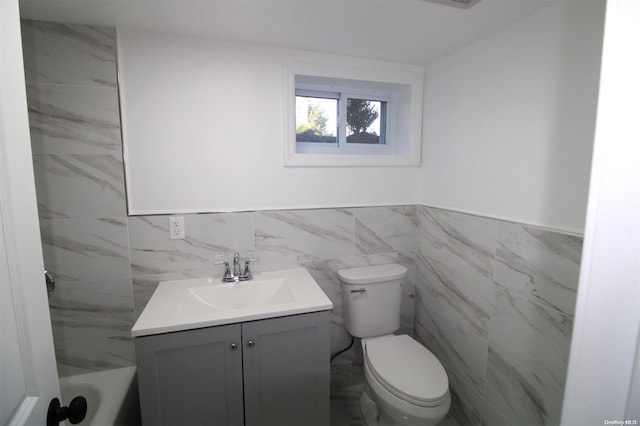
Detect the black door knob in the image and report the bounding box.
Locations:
[47,396,87,426]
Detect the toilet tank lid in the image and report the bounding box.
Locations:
[338,264,407,284]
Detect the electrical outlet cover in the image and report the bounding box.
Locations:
[169,216,185,240]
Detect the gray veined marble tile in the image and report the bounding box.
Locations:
[446,367,483,426]
[301,259,346,309]
[416,252,495,338]
[493,222,583,316]
[21,20,117,87]
[255,209,355,264]
[417,206,498,281]
[480,401,512,426]
[354,205,417,255]
[27,85,122,155]
[40,218,131,282]
[330,379,365,426]
[33,154,126,219]
[128,213,254,276]
[414,286,489,395]
[485,347,562,426]
[300,259,352,354]
[55,336,135,377]
[49,277,134,344]
[485,286,573,426]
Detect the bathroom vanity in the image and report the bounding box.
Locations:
[132,269,332,426]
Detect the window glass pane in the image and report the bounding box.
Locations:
[295,96,338,143]
[346,99,386,145]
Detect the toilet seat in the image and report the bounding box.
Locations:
[364,335,449,408]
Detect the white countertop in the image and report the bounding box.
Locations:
[131,268,333,337]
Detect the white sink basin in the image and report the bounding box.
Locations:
[132,268,332,337]
[189,278,295,310]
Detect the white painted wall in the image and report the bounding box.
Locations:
[118,1,605,230]
[117,29,422,214]
[419,1,605,233]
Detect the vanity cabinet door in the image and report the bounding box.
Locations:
[242,311,330,426]
[135,323,244,426]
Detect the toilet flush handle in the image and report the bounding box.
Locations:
[350,288,366,294]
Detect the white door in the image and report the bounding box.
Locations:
[0,0,61,424]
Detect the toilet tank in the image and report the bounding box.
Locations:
[338,264,407,338]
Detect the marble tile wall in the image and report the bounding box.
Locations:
[129,206,419,354]
[415,206,583,426]
[22,20,135,376]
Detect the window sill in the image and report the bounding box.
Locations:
[283,152,420,167]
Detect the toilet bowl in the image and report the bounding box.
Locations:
[360,334,450,426]
[338,264,451,426]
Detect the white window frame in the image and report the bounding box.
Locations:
[283,57,424,167]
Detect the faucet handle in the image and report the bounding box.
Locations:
[243,257,260,267]
[214,260,234,282]
[242,257,260,278]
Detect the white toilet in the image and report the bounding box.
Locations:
[339,264,451,426]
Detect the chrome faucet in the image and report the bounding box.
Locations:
[215,252,260,282]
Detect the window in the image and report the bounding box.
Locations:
[295,91,339,145]
[295,91,389,153]
[294,82,394,157]
[346,98,387,145]
[283,57,424,166]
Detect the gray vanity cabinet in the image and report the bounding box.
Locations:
[135,311,330,426]
[135,322,244,425]
[241,311,330,426]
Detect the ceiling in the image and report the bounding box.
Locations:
[19,0,556,65]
